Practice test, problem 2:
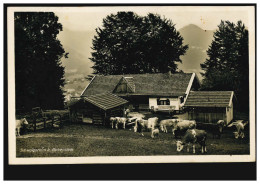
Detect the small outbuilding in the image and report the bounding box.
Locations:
[184,91,234,124]
[69,93,128,125]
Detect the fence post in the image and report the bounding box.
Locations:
[52,116,54,128]
[59,114,62,127]
[33,118,36,132]
[43,117,46,129]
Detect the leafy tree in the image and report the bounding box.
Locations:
[15,12,68,112]
[200,20,249,111]
[90,12,188,75]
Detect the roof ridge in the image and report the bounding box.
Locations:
[81,72,195,97]
[94,72,193,77]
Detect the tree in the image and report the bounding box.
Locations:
[90,12,188,75]
[200,20,249,111]
[15,12,68,112]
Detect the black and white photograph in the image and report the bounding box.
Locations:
[6,4,255,166]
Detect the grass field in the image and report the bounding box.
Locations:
[16,122,250,157]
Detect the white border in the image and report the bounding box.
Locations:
[7,5,256,165]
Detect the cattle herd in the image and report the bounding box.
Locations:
[109,116,249,154]
[16,114,249,154]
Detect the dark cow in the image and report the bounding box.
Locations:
[196,120,226,139]
[135,118,146,136]
[176,129,207,154]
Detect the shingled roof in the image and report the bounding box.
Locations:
[83,93,128,110]
[184,91,234,108]
[81,73,196,97]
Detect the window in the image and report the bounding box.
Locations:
[157,98,170,105]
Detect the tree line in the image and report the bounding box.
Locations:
[15,11,249,112]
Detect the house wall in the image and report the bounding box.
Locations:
[188,111,226,123]
[226,102,233,123]
[149,97,180,110]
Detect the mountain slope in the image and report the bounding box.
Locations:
[178,24,214,80]
[58,28,95,77]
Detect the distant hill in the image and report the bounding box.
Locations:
[179,24,214,50]
[58,28,96,95]
[178,24,215,80]
[58,28,95,78]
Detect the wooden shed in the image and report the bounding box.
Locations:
[184,91,234,124]
[69,93,128,125]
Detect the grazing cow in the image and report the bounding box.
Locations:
[16,118,29,136]
[172,120,196,138]
[196,120,226,139]
[109,117,117,129]
[151,128,159,138]
[147,117,159,130]
[228,120,248,139]
[176,129,207,154]
[135,118,146,136]
[160,119,180,133]
[133,117,143,132]
[115,117,127,129]
[135,119,149,131]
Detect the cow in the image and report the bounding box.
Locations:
[172,120,196,138]
[228,120,248,139]
[135,118,146,136]
[147,117,159,130]
[110,117,117,129]
[16,118,29,136]
[160,119,180,133]
[151,128,159,138]
[176,129,207,154]
[132,117,144,132]
[196,120,226,139]
[115,117,127,129]
[126,117,138,127]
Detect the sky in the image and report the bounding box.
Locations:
[53,6,252,79]
[55,6,250,31]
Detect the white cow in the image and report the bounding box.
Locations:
[147,117,159,130]
[228,120,248,139]
[151,128,159,138]
[115,117,127,129]
[134,118,148,133]
[172,120,196,138]
[16,118,29,136]
[160,119,180,133]
[110,117,117,129]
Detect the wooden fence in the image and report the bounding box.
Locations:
[29,110,70,132]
